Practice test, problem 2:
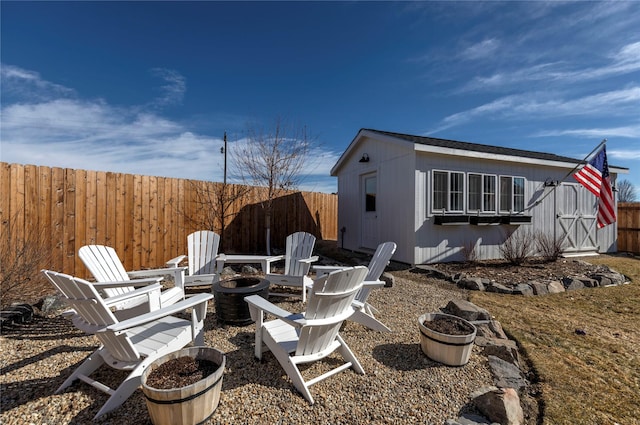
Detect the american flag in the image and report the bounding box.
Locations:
[573,146,616,228]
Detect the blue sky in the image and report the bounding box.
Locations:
[1,1,639,194]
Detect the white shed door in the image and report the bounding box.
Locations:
[361,173,378,249]
[556,183,598,255]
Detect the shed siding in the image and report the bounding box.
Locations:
[413,152,618,264]
[336,136,414,263]
[335,131,619,266]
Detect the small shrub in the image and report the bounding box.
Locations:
[535,231,565,262]
[0,212,51,308]
[499,227,536,265]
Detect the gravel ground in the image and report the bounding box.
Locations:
[0,273,495,425]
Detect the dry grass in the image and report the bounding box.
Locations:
[470,254,640,425]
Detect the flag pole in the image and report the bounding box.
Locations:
[559,138,607,181]
[528,138,608,210]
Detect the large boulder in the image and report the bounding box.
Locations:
[441,299,492,322]
[473,386,525,425]
[488,355,527,391]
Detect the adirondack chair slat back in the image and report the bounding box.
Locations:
[355,242,397,304]
[284,232,316,276]
[188,230,220,276]
[79,245,134,297]
[42,270,141,362]
[296,266,367,356]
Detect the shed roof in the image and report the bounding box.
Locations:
[331,128,628,175]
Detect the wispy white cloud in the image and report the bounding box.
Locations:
[532,125,640,140]
[429,86,640,135]
[460,40,640,92]
[459,38,500,61]
[0,63,76,100]
[149,68,186,107]
[608,148,640,161]
[0,64,337,192]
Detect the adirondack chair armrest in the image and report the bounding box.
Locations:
[244,295,306,327]
[266,255,285,264]
[102,283,162,308]
[127,266,188,278]
[165,255,186,268]
[313,265,349,277]
[92,277,162,288]
[299,255,319,264]
[362,279,385,289]
[106,293,213,332]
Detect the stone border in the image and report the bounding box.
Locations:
[416,264,629,296]
[441,299,531,425]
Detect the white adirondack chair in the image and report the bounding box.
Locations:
[41,270,213,419]
[313,241,397,332]
[79,245,186,314]
[166,230,221,288]
[265,231,319,302]
[245,266,368,404]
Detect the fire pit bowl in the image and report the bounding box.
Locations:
[212,277,270,325]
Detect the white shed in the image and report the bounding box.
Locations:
[331,129,628,265]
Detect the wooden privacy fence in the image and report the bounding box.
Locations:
[1,162,337,279]
[617,202,640,255]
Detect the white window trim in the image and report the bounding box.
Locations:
[431,169,465,214]
[429,169,526,217]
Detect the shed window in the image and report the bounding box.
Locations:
[364,176,377,212]
[468,173,496,212]
[468,174,482,211]
[483,175,496,212]
[500,176,525,213]
[431,170,525,216]
[432,170,464,212]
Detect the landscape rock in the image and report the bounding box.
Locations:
[486,282,514,295]
[592,271,626,286]
[36,295,68,315]
[459,277,486,291]
[478,337,520,366]
[414,265,450,281]
[579,277,599,288]
[562,277,585,291]
[220,266,237,278]
[441,299,492,322]
[511,284,533,296]
[546,280,565,293]
[473,320,508,340]
[527,281,548,296]
[241,265,259,275]
[473,387,524,425]
[488,355,527,390]
[381,272,395,288]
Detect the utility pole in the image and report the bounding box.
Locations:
[220,131,227,184]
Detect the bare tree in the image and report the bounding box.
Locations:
[232,117,313,254]
[617,179,637,202]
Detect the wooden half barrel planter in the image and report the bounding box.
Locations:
[141,346,226,425]
[418,312,477,366]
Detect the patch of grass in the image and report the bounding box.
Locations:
[470,254,640,425]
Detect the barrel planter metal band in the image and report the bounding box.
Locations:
[144,374,224,405]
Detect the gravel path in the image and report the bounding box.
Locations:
[0,273,494,424]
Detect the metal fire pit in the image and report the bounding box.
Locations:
[212,277,270,325]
